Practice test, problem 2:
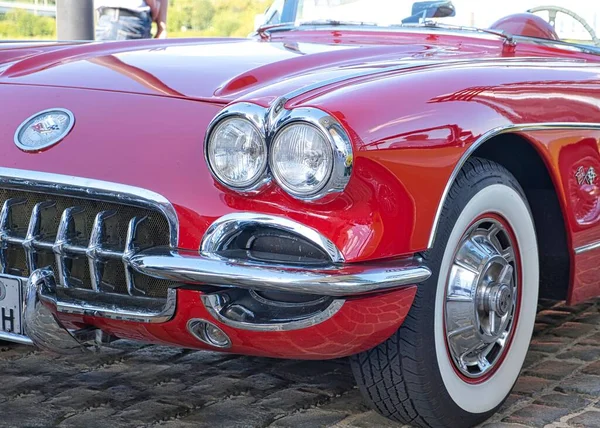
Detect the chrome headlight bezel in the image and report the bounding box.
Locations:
[268,108,353,201]
[204,102,353,201]
[204,103,270,193]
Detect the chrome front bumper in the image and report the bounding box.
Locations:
[130,248,431,297]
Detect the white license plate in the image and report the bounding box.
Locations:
[0,275,23,335]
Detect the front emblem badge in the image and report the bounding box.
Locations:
[14,108,75,152]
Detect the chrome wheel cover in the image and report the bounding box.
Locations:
[444,217,519,380]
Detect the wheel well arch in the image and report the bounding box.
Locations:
[470,133,570,300]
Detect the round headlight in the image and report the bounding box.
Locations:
[207,117,267,189]
[270,123,333,198]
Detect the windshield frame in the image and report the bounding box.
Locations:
[254,1,600,57]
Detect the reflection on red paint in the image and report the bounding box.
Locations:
[57,287,417,359]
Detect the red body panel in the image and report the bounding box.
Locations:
[2,28,600,354]
[56,287,416,359]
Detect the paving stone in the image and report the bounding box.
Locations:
[580,332,600,346]
[558,345,600,362]
[341,410,403,428]
[551,322,596,338]
[498,394,526,413]
[269,409,347,427]
[503,404,572,426]
[58,407,119,428]
[257,388,329,413]
[182,396,275,427]
[522,351,546,369]
[534,322,550,335]
[555,375,600,396]
[46,387,108,411]
[318,389,370,414]
[526,360,581,380]
[0,394,65,427]
[566,410,600,427]
[529,335,573,353]
[116,399,183,423]
[185,375,252,402]
[573,310,600,325]
[533,393,592,410]
[536,310,573,325]
[483,424,532,428]
[582,361,600,376]
[512,376,552,396]
[237,373,290,392]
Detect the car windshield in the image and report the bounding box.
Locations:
[258,0,600,47]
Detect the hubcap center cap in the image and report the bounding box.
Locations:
[488,283,512,317]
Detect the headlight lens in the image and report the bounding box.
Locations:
[207,118,267,189]
[270,123,333,197]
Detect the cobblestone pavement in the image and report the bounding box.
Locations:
[0,298,598,428]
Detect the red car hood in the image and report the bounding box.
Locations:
[0,31,534,103]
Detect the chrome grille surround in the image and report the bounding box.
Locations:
[0,167,179,304]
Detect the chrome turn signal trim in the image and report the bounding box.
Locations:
[200,212,345,263]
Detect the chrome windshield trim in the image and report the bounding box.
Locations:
[201,294,345,332]
[201,212,345,263]
[428,122,600,249]
[0,167,178,247]
[130,247,430,297]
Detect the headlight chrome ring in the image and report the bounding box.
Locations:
[204,103,270,194]
[205,102,353,201]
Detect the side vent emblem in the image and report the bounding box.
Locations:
[575,166,597,186]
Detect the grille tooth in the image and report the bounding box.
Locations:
[0,189,173,299]
[87,210,118,293]
[24,201,56,272]
[0,198,26,273]
[53,206,85,288]
[124,216,147,296]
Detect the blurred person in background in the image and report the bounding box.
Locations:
[95,0,168,41]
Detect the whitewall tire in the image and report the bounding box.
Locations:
[350,158,539,428]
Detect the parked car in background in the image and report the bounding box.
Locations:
[1,1,600,426]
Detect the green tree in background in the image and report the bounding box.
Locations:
[0,0,273,39]
[0,9,56,38]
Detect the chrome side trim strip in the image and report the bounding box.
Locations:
[0,331,33,345]
[0,167,178,247]
[428,122,600,249]
[574,240,600,255]
[130,247,430,297]
[201,212,345,263]
[201,294,345,332]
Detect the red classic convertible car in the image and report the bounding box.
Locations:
[1,1,600,426]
